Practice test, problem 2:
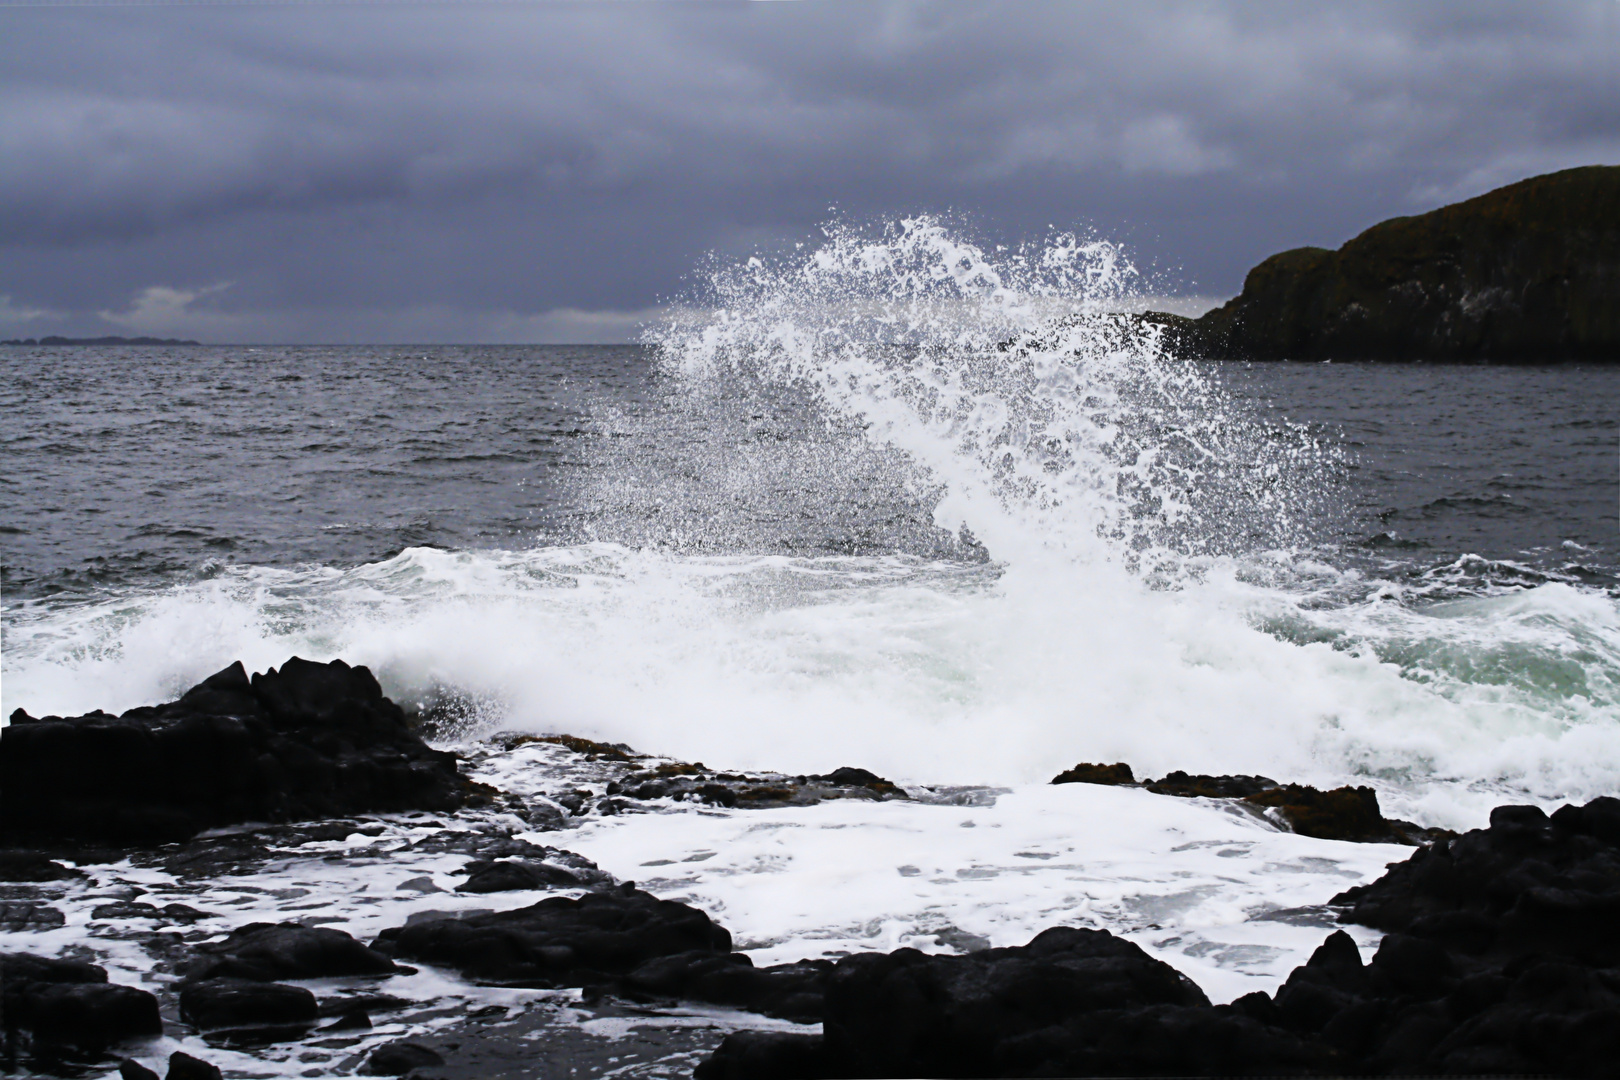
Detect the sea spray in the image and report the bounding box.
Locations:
[649,216,1339,578]
[2,223,1617,828]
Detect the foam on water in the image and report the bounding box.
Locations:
[4,219,1619,833]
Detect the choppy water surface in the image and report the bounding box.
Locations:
[3,226,1620,1074]
[3,225,1618,837]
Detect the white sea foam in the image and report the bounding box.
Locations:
[4,218,1617,832]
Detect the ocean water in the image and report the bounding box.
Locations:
[2,224,1619,1034]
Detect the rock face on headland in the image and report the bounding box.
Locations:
[1159,165,1619,362]
[2,658,466,845]
[697,795,1620,1078]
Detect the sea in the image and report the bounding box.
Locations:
[2,222,1618,1045]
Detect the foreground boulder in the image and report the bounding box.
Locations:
[1330,798,1620,963]
[1,953,162,1053]
[178,979,318,1043]
[2,658,466,845]
[699,927,1323,1078]
[184,922,401,983]
[170,923,397,1044]
[622,952,830,1023]
[697,797,1620,1078]
[373,883,732,987]
[374,883,828,1019]
[1159,164,1619,362]
[820,926,1215,1076]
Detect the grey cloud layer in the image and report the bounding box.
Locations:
[1,1,1615,341]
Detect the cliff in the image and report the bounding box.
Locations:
[1163,165,1619,362]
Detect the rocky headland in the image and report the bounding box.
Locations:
[1150,165,1619,362]
[2,658,1616,1078]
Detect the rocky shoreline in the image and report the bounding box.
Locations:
[3,659,1615,1078]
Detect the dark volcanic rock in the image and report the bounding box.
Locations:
[0,851,85,882]
[1171,165,1620,362]
[165,1052,223,1080]
[1270,798,1620,1076]
[1244,783,1415,844]
[361,1041,446,1075]
[178,978,318,1041]
[1050,762,1135,786]
[695,797,1620,1078]
[456,857,606,893]
[1145,770,1277,798]
[372,883,732,987]
[1332,797,1620,965]
[1,953,162,1051]
[184,921,400,982]
[0,900,66,931]
[820,926,1208,1077]
[693,1032,830,1080]
[118,1059,160,1080]
[623,951,830,1022]
[1,657,467,846]
[1049,763,1428,845]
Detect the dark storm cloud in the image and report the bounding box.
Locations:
[0,0,1615,341]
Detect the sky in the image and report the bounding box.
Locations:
[1,0,1616,344]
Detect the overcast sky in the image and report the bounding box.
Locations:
[1,0,1615,343]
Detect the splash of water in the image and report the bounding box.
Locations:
[649,216,1338,580]
[4,219,1617,830]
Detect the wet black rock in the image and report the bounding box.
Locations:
[1145,770,1277,798]
[184,921,400,982]
[164,1052,223,1080]
[177,978,318,1041]
[1332,797,1620,966]
[697,800,1620,1077]
[361,1041,446,1076]
[0,851,85,882]
[1255,798,1620,1076]
[536,740,909,811]
[1,953,162,1052]
[118,1059,160,1080]
[2,658,467,846]
[0,900,65,931]
[456,858,599,893]
[699,926,1253,1078]
[374,883,732,988]
[821,926,1210,1077]
[693,1032,830,1080]
[623,951,831,1023]
[1049,762,1135,786]
[1243,783,1417,844]
[1050,762,1438,845]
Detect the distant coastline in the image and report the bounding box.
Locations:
[1,335,203,346]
